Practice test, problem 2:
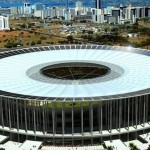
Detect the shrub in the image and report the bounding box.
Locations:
[40,36,47,40]
[37,40,42,44]
[31,41,35,46]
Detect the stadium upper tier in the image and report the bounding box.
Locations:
[0,45,150,100]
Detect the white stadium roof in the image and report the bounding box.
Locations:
[0,45,150,100]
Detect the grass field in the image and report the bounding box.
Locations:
[28,101,102,108]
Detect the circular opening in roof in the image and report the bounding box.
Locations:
[41,63,110,80]
[27,61,124,85]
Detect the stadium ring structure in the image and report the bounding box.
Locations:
[0,45,150,146]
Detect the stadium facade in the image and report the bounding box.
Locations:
[0,45,150,145]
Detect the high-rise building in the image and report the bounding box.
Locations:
[95,0,101,9]
[76,1,83,8]
[145,7,150,17]
[24,3,30,7]
[112,8,120,24]
[10,7,18,14]
[75,1,83,14]
[130,8,136,23]
[0,8,11,15]
[24,3,31,14]
[34,3,44,11]
[0,16,10,30]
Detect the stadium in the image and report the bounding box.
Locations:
[0,45,150,146]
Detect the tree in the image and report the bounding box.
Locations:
[104,28,109,33]
[20,23,26,28]
[147,145,150,150]
[87,35,93,41]
[140,27,150,36]
[67,35,73,43]
[31,41,35,46]
[129,143,140,150]
[37,40,42,44]
[111,27,118,35]
[88,30,93,34]
[107,146,113,150]
[40,36,47,40]
[131,22,139,33]
[82,29,86,34]
[4,42,22,48]
[74,41,79,44]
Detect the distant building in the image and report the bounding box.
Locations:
[112,8,121,24]
[135,7,143,18]
[130,8,136,23]
[145,7,150,17]
[34,3,44,11]
[17,6,24,14]
[0,16,10,31]
[32,3,150,24]
[0,8,11,15]
[24,3,31,14]
[76,1,83,9]
[34,10,43,18]
[107,15,116,24]
[34,7,57,19]
[10,7,18,14]
[69,8,76,16]
[92,8,104,23]
[95,0,101,9]
[65,12,72,21]
[74,14,92,22]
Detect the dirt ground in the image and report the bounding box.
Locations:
[0,29,64,49]
[0,19,150,50]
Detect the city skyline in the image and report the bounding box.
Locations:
[0,0,150,8]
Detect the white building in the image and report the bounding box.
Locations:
[24,3,31,14]
[34,8,58,19]
[65,12,72,21]
[0,16,10,30]
[33,3,44,11]
[75,1,83,11]
[10,7,18,14]
[92,8,104,23]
